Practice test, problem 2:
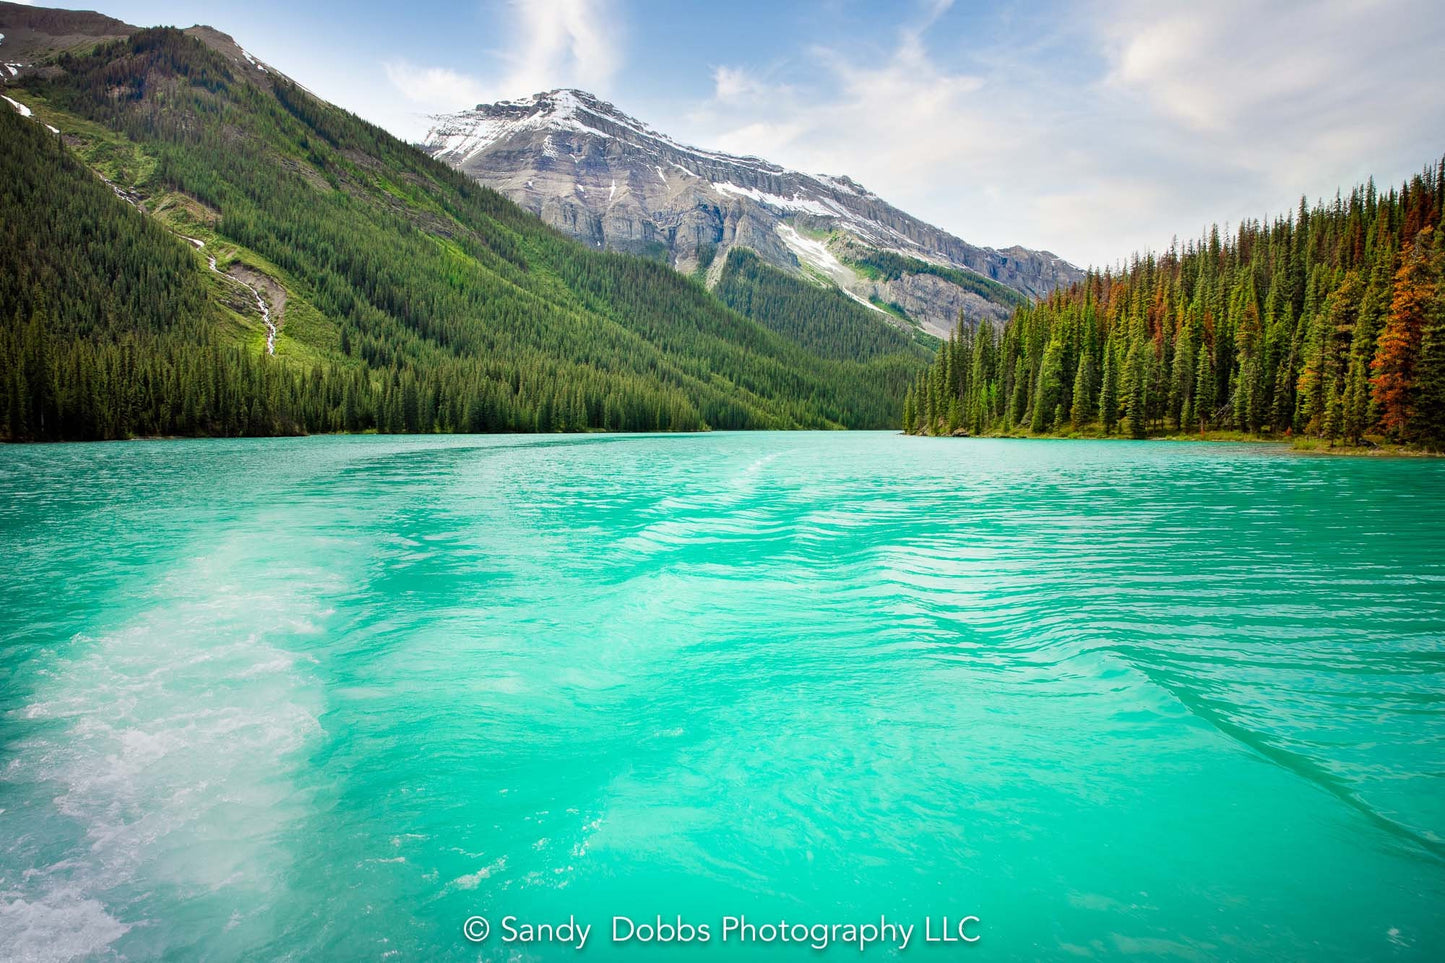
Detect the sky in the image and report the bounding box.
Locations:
[18,0,1445,267]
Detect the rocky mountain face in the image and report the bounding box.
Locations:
[0,1,132,82]
[424,89,1082,337]
[0,2,283,89]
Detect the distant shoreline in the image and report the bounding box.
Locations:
[5,429,1442,457]
[903,430,1444,457]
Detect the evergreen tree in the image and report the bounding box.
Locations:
[1123,338,1148,439]
[1031,339,1065,433]
[1414,305,1445,448]
[1070,348,1096,429]
[1099,331,1120,434]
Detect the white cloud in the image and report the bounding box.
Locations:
[712,66,769,104]
[301,0,1442,267]
[384,0,621,124]
[1105,0,1368,134]
[1088,0,1445,254]
[667,0,1445,268]
[383,63,489,109]
[502,0,619,96]
[676,7,1024,250]
[1099,0,1443,171]
[694,10,992,172]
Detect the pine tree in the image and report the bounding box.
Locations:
[1194,345,1215,432]
[1123,339,1148,439]
[1070,349,1096,429]
[1414,308,1445,448]
[1098,332,1120,434]
[1031,339,1065,433]
[1009,355,1030,428]
[1373,230,1438,438]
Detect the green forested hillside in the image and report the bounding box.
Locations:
[905,162,1445,450]
[0,102,276,441]
[714,248,935,362]
[0,27,925,441]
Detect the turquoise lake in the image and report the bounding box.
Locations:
[1,432,1443,961]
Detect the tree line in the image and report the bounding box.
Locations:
[904,161,1445,450]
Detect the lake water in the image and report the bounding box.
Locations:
[1,432,1442,961]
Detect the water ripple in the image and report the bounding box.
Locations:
[0,434,1442,960]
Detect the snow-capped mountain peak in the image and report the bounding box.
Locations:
[427,88,858,191]
[424,89,1080,336]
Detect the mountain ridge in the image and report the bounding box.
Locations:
[424,87,1083,337]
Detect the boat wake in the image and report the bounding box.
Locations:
[0,538,328,961]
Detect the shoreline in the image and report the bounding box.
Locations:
[4,429,1442,457]
[903,430,1444,458]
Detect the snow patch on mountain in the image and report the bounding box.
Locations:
[426,89,851,192]
[428,90,616,164]
[714,182,842,218]
[775,223,885,314]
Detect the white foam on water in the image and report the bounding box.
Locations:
[448,856,508,892]
[0,536,334,960]
[0,893,129,963]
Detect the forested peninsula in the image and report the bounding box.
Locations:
[904,163,1445,452]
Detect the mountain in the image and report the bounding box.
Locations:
[424,89,1083,338]
[0,5,930,442]
[0,1,129,68]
